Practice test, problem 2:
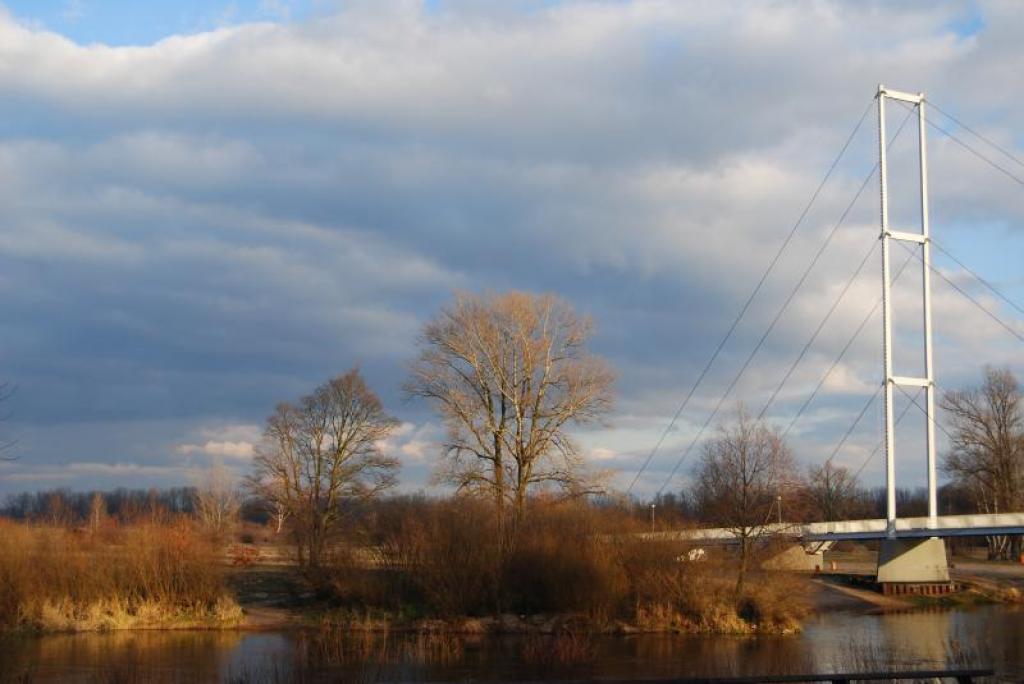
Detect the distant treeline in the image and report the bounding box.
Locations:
[2,481,978,528]
[1,487,265,525]
[643,483,980,525]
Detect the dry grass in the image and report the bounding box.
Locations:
[0,519,242,633]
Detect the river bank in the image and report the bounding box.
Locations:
[3,602,1022,683]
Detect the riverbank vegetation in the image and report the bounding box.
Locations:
[0,492,811,635]
[0,518,241,633]
[311,497,811,634]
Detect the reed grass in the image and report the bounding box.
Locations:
[0,519,241,633]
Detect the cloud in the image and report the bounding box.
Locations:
[0,1,1022,498]
[176,440,255,460]
[175,423,261,460]
[375,421,441,464]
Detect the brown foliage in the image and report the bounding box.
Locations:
[406,291,615,540]
[0,519,238,632]
[691,407,799,593]
[343,497,810,633]
[250,369,400,569]
[942,367,1024,559]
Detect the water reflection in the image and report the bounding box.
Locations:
[1,606,1021,682]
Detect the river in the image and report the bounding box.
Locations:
[2,605,1022,682]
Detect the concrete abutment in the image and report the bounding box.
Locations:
[876,537,951,592]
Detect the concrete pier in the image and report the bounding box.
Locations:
[876,537,950,586]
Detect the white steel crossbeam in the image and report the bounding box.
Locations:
[891,376,931,388]
[887,230,927,244]
[879,87,922,104]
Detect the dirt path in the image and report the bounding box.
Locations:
[228,565,314,629]
[811,577,915,610]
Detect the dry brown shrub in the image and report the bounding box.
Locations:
[0,518,239,632]
[736,571,812,632]
[377,497,503,616]
[503,502,630,620]
[326,498,814,634]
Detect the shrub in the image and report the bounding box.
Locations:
[0,519,240,632]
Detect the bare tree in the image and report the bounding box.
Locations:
[942,367,1024,559]
[806,461,859,522]
[194,460,241,538]
[271,498,289,535]
[405,291,614,543]
[692,408,797,594]
[87,491,108,532]
[249,369,399,569]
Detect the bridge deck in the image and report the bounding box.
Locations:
[654,513,1024,543]
[801,512,1024,541]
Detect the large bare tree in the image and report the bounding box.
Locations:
[805,461,860,522]
[249,369,400,569]
[406,291,614,541]
[692,408,797,594]
[942,367,1024,559]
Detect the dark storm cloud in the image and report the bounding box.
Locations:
[0,0,1022,495]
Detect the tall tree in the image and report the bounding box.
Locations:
[249,369,399,569]
[194,460,241,539]
[942,367,1024,559]
[692,408,797,594]
[406,291,614,543]
[806,461,859,522]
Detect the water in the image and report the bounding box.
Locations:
[2,606,1022,682]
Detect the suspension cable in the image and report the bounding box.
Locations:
[655,105,917,496]
[931,239,1024,318]
[927,99,1024,170]
[757,239,878,421]
[624,99,875,494]
[780,248,917,440]
[895,240,1024,345]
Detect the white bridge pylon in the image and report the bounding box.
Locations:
[877,84,937,537]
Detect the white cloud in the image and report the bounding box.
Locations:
[375,421,440,463]
[589,447,617,462]
[176,440,255,460]
[175,423,261,460]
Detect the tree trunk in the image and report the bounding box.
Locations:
[735,535,749,596]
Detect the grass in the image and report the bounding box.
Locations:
[0,498,815,637]
[0,519,242,633]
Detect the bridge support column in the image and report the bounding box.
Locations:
[762,543,823,572]
[876,537,949,587]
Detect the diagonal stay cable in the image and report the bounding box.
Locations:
[894,383,958,443]
[623,98,875,494]
[894,240,1024,345]
[927,99,1024,170]
[931,238,1024,318]
[655,105,917,496]
[756,239,878,421]
[780,248,917,441]
[892,99,1024,189]
[822,384,881,468]
[841,387,922,495]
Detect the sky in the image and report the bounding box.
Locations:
[0,0,1022,501]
